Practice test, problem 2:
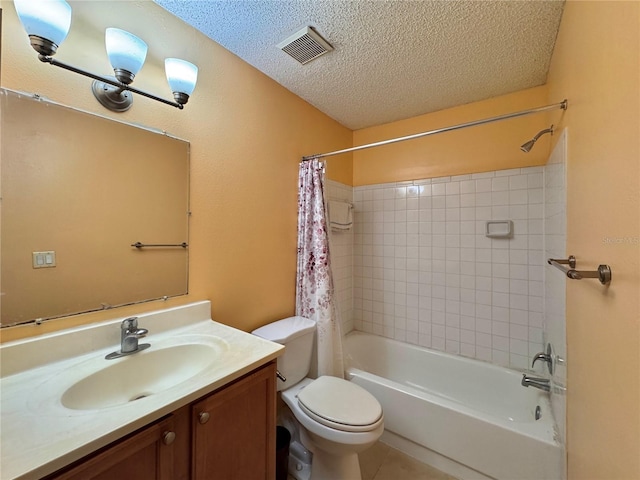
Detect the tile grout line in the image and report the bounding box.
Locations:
[370,445,393,480]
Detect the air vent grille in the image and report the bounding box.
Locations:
[277,27,333,65]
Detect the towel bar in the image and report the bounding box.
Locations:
[547,255,611,285]
[131,242,188,248]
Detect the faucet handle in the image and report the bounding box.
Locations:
[531,352,550,367]
[122,317,138,331]
[531,343,554,374]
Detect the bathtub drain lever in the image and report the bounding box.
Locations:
[535,406,542,420]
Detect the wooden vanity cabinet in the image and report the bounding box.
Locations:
[192,361,276,479]
[45,411,188,480]
[46,361,276,480]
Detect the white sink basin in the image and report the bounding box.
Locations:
[62,339,227,410]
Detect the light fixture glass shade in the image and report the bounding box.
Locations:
[14,0,72,47]
[165,58,198,96]
[105,28,147,76]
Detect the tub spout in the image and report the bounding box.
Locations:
[521,374,551,392]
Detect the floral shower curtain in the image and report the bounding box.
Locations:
[296,158,344,378]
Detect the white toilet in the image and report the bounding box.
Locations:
[253,316,384,480]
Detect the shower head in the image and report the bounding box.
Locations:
[520,139,537,153]
[520,125,554,153]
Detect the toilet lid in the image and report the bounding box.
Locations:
[297,376,383,432]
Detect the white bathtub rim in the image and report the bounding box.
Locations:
[344,330,537,378]
[342,331,565,480]
[347,367,559,447]
[344,331,559,442]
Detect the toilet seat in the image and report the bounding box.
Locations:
[297,376,383,433]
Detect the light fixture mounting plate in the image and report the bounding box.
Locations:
[91,78,133,112]
[29,35,58,56]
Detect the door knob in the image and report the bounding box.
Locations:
[198,412,210,424]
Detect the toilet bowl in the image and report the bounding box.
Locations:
[252,317,384,480]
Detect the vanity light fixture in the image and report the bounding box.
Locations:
[14,0,198,112]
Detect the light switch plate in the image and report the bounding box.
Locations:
[32,251,56,269]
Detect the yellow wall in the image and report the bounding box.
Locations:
[546,2,640,479]
[3,5,639,478]
[0,0,352,340]
[352,85,556,185]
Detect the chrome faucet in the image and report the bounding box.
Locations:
[531,343,554,374]
[120,317,149,353]
[105,317,151,359]
[521,374,551,392]
[532,351,552,367]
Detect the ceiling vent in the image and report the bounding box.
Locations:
[277,26,333,65]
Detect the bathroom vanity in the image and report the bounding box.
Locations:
[45,362,276,480]
[0,302,283,480]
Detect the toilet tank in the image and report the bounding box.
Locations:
[252,316,316,391]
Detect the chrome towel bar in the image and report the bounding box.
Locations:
[547,255,611,285]
[131,242,188,248]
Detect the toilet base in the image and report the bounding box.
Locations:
[288,439,312,480]
[279,409,313,480]
[300,425,364,480]
[309,450,362,480]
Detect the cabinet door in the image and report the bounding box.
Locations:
[47,415,180,480]
[193,362,276,480]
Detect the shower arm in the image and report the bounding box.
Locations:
[302,99,567,161]
[531,127,554,142]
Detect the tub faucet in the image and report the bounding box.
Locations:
[531,343,554,374]
[521,374,551,392]
[105,317,151,359]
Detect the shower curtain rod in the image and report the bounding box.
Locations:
[302,99,567,161]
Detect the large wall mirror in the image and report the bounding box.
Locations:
[1,88,190,327]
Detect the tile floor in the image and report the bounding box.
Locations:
[288,441,457,480]
[359,442,458,480]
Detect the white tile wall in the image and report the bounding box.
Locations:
[326,162,567,473]
[352,167,546,369]
[326,180,355,334]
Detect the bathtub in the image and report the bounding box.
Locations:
[343,331,564,480]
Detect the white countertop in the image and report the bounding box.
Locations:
[0,301,283,480]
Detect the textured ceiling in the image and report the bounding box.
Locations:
[155,1,565,130]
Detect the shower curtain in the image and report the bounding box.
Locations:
[296,158,344,378]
